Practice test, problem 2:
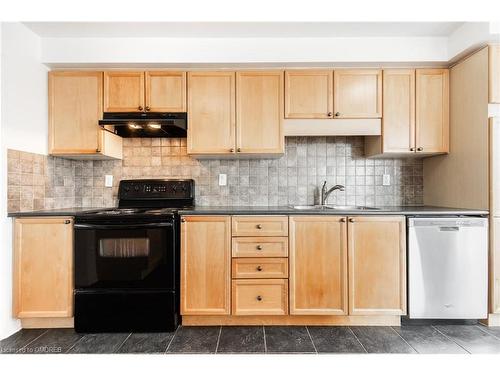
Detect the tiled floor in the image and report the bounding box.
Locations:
[1,324,500,354]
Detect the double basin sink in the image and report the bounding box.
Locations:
[290,205,380,211]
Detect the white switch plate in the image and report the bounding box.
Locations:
[218,174,227,186]
[105,175,113,188]
[382,174,391,186]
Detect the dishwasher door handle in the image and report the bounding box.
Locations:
[439,226,460,231]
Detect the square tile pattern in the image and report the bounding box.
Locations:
[7,136,423,212]
[2,325,500,354]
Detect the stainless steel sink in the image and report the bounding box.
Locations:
[290,205,380,211]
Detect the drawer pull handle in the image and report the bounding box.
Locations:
[256,295,263,301]
[64,220,71,224]
[256,224,262,229]
[256,245,263,250]
[256,266,263,271]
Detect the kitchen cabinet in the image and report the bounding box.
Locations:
[289,216,348,315]
[13,217,74,319]
[348,216,406,315]
[187,71,284,156]
[145,71,187,112]
[187,71,236,155]
[104,71,145,112]
[104,71,187,113]
[180,216,231,315]
[49,71,122,159]
[236,71,284,154]
[232,279,288,315]
[232,215,288,237]
[365,69,415,156]
[285,70,333,119]
[415,69,449,154]
[490,45,500,103]
[333,69,382,118]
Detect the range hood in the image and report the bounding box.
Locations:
[99,112,187,138]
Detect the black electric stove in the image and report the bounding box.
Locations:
[73,179,194,333]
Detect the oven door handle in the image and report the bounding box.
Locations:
[74,222,173,230]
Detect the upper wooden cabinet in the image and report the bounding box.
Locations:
[348,216,406,316]
[104,71,145,112]
[334,69,382,118]
[104,71,186,112]
[285,70,333,119]
[13,217,74,319]
[187,71,284,156]
[145,71,187,112]
[49,71,122,159]
[490,45,500,103]
[289,216,348,315]
[187,71,236,155]
[180,216,231,315]
[236,71,284,154]
[416,69,449,154]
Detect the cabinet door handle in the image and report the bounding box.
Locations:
[256,295,263,301]
[335,112,340,117]
[410,147,415,151]
[417,147,423,152]
[256,245,263,250]
[181,218,186,222]
[138,106,143,111]
[349,218,355,223]
[64,220,71,224]
[340,218,346,223]
[327,112,333,117]
[230,148,235,153]
[237,148,241,152]
[256,266,263,272]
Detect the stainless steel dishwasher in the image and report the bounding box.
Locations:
[408,217,488,319]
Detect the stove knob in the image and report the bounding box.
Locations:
[134,186,140,192]
[124,186,130,192]
[172,186,177,192]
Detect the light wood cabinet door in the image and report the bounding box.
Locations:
[236,71,284,154]
[489,45,500,103]
[49,71,103,155]
[187,72,236,155]
[285,70,333,118]
[145,71,186,112]
[104,71,145,112]
[13,217,73,318]
[348,216,406,315]
[416,69,449,154]
[334,69,382,118]
[289,216,348,315]
[381,69,416,153]
[180,216,231,315]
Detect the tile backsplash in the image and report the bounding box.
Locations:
[7,137,423,212]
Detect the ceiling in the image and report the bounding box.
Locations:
[23,22,464,38]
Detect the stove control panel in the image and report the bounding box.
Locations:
[119,179,194,200]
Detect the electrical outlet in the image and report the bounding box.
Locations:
[218,174,227,186]
[382,174,391,186]
[104,175,113,188]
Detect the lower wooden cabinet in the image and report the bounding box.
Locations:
[180,216,231,315]
[289,216,348,315]
[348,216,407,315]
[13,217,74,318]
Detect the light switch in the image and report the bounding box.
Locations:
[105,175,113,187]
[382,174,391,186]
[218,174,227,186]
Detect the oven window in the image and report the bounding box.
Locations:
[99,238,150,258]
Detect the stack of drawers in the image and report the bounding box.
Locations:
[231,216,289,315]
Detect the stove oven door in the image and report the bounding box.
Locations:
[74,221,175,290]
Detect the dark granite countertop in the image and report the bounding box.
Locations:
[7,207,107,217]
[178,205,489,216]
[8,205,488,218]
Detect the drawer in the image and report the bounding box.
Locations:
[232,258,288,279]
[232,216,288,237]
[232,237,288,258]
[232,279,288,315]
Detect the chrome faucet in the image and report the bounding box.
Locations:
[320,181,345,206]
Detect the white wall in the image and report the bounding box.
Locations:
[0,22,48,340]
